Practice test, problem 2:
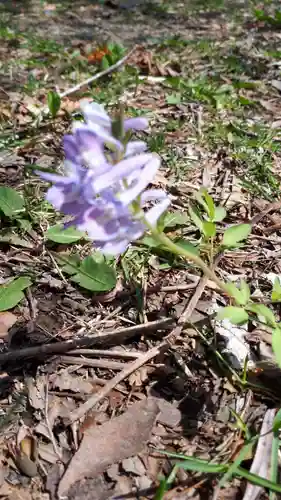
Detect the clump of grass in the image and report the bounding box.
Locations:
[205,120,281,199]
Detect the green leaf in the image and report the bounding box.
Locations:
[223,223,250,246]
[217,306,249,324]
[225,280,250,306]
[54,253,116,292]
[154,477,170,500]
[213,206,227,222]
[173,239,199,255]
[240,279,251,305]
[247,303,276,327]
[272,277,281,302]
[166,93,181,105]
[56,253,81,275]
[188,205,204,232]
[17,219,32,232]
[46,224,87,244]
[224,282,247,305]
[0,277,32,311]
[273,408,281,433]
[47,90,61,118]
[196,189,216,220]
[72,255,116,291]
[157,449,281,494]
[162,211,189,229]
[157,449,227,472]
[0,187,24,217]
[0,230,33,248]
[222,223,251,247]
[272,328,281,369]
[203,191,215,220]
[101,56,110,70]
[202,221,216,238]
[140,235,162,249]
[165,76,181,89]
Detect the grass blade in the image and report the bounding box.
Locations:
[237,466,281,493]
[218,442,253,488]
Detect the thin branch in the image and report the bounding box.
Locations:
[67,349,142,359]
[58,47,136,100]
[0,317,174,365]
[59,356,126,371]
[66,271,211,425]
[66,342,165,425]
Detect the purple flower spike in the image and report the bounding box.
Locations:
[37,101,170,255]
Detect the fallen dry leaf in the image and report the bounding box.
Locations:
[38,442,59,465]
[58,397,159,497]
[26,376,46,411]
[0,482,33,500]
[128,366,149,387]
[122,456,146,476]
[0,311,17,338]
[50,372,94,395]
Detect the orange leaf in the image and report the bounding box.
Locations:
[87,46,111,64]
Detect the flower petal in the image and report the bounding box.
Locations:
[95,238,130,256]
[79,218,115,241]
[35,170,73,184]
[63,135,80,164]
[124,140,147,158]
[145,198,171,226]
[118,156,161,204]
[73,122,122,151]
[124,117,148,131]
[80,101,111,129]
[46,186,64,209]
[141,189,168,204]
[94,153,155,193]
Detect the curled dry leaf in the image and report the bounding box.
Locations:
[0,311,17,339]
[58,397,159,498]
[8,434,38,478]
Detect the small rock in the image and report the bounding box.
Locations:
[149,390,182,427]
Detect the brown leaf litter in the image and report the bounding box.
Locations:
[57,397,159,497]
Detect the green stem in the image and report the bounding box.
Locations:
[148,226,232,297]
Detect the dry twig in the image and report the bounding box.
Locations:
[0,318,174,365]
[56,48,136,100]
[66,271,211,424]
